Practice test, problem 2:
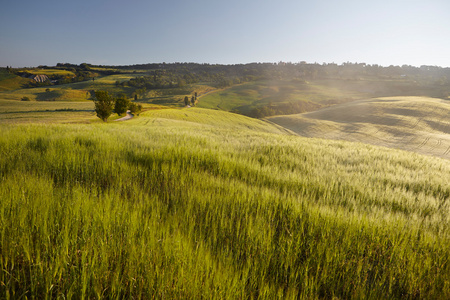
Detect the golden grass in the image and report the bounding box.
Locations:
[1,109,449,298]
[22,69,76,76]
[0,76,32,91]
[268,96,450,159]
[0,99,95,124]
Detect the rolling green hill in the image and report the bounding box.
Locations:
[268,96,450,159]
[197,78,445,118]
[0,68,32,91]
[1,108,449,298]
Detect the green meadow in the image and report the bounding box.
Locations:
[197,78,446,117]
[0,69,31,91]
[1,107,449,299]
[198,79,351,114]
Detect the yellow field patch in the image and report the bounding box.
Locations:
[268,97,450,159]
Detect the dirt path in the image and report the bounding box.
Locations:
[115,110,133,121]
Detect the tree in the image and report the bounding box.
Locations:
[191,96,196,106]
[129,103,143,115]
[93,90,114,122]
[184,96,189,106]
[114,93,130,116]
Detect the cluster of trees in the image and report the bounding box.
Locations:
[117,63,263,91]
[93,90,142,122]
[184,92,198,106]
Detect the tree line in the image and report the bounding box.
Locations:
[4,61,450,93]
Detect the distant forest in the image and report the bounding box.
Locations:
[6,62,450,88]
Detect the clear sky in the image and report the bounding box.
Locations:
[1,0,449,68]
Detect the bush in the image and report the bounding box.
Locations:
[129,103,143,115]
[114,94,130,116]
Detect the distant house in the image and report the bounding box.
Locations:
[29,74,49,83]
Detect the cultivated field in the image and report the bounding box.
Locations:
[21,68,76,77]
[268,96,450,159]
[0,99,95,124]
[1,108,449,299]
[1,65,450,298]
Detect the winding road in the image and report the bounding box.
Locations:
[115,110,133,121]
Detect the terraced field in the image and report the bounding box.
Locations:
[268,96,450,159]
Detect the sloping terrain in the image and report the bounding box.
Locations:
[1,108,450,298]
[268,96,450,159]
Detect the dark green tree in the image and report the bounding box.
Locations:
[114,93,130,116]
[129,103,143,115]
[184,96,189,106]
[191,96,196,106]
[93,90,114,122]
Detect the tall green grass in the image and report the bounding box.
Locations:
[1,110,449,298]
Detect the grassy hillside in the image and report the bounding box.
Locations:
[268,96,450,159]
[0,99,96,124]
[197,78,440,117]
[1,108,449,299]
[198,79,359,115]
[0,68,32,91]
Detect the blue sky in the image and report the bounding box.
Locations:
[1,0,449,67]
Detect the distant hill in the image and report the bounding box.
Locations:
[268,96,450,159]
[0,68,31,91]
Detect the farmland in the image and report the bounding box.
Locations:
[268,96,450,159]
[20,68,76,77]
[0,63,449,298]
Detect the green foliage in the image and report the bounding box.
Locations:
[0,67,15,81]
[114,93,130,116]
[0,110,449,298]
[93,90,114,122]
[21,96,31,101]
[129,103,142,115]
[184,96,189,106]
